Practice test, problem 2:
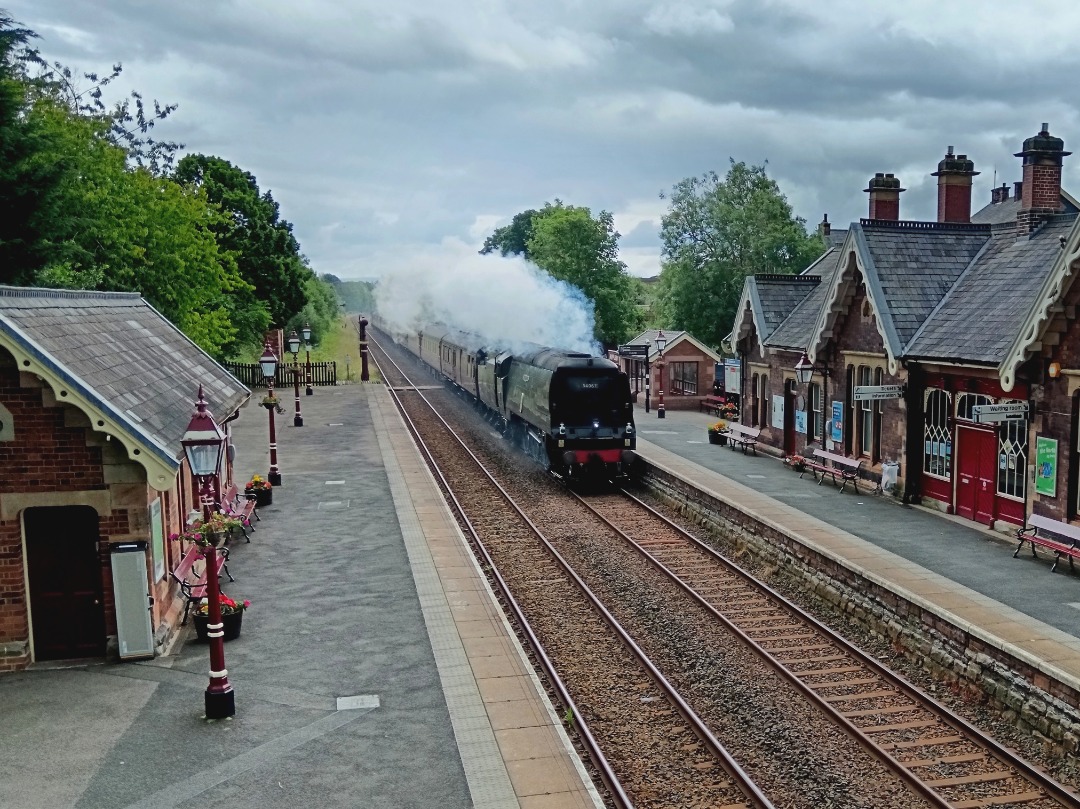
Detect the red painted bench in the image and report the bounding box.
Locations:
[171,543,234,624]
[801,448,863,494]
[699,395,725,416]
[1015,514,1080,573]
[220,483,258,542]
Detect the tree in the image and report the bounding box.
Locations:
[479,209,538,258]
[172,154,313,329]
[658,160,824,350]
[527,202,641,347]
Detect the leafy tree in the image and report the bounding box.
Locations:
[172,154,312,328]
[658,160,824,350]
[527,202,641,347]
[335,279,375,314]
[479,209,538,258]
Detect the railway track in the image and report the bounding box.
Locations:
[367,327,1080,808]
[577,490,1080,808]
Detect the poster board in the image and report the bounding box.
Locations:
[1035,436,1058,497]
[771,395,784,430]
[795,410,807,434]
[830,401,843,442]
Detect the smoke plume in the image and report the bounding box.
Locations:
[373,245,600,355]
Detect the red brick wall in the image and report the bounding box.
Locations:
[938,180,972,224]
[0,351,131,670]
[1022,162,1063,212]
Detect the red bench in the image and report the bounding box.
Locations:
[699,395,725,415]
[801,448,863,494]
[1015,514,1080,573]
[171,543,234,624]
[220,483,258,542]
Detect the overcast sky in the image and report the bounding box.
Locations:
[10,1,1080,281]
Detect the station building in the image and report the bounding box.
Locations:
[0,287,249,671]
[728,124,1080,532]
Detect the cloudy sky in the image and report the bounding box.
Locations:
[10,1,1080,281]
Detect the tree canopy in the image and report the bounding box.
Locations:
[479,209,538,258]
[526,202,641,347]
[0,13,338,359]
[657,160,824,350]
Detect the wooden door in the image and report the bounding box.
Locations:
[955,427,997,525]
[24,506,105,661]
[783,380,796,455]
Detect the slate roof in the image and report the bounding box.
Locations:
[825,229,848,249]
[751,274,823,342]
[907,214,1080,363]
[0,286,250,475]
[766,249,844,351]
[853,220,993,356]
[972,192,1080,225]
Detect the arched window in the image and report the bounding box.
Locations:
[923,388,952,478]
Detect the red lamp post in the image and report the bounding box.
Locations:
[287,330,304,427]
[260,341,282,486]
[302,323,314,395]
[359,316,370,382]
[180,386,235,719]
[655,329,667,419]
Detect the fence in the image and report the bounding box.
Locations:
[224,361,337,389]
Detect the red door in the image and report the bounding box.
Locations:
[783,381,796,455]
[955,427,997,526]
[24,506,105,661]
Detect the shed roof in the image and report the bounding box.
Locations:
[0,286,250,490]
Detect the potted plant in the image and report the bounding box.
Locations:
[707,420,728,445]
[245,474,273,507]
[785,454,807,472]
[192,592,250,642]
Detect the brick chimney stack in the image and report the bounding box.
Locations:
[818,213,831,238]
[1015,123,1070,236]
[990,183,1010,204]
[865,173,904,221]
[931,146,978,223]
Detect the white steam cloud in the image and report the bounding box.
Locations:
[373,248,601,355]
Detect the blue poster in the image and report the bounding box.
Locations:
[831,401,843,442]
[795,410,807,434]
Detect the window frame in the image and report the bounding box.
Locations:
[922,388,952,480]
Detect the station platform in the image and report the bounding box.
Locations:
[0,384,600,809]
[632,404,1080,693]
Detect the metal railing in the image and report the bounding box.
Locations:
[224,361,337,388]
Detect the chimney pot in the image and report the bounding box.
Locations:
[865,173,904,220]
[1015,124,1070,235]
[932,145,978,223]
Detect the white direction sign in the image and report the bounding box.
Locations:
[852,385,905,402]
[971,402,1029,423]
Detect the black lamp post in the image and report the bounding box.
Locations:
[302,323,313,395]
[359,317,370,382]
[287,330,303,427]
[655,329,667,419]
[260,341,282,486]
[180,386,235,719]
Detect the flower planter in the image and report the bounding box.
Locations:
[192,610,243,642]
[246,487,272,508]
[708,432,727,445]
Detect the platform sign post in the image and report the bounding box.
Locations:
[971,402,1029,424]
[619,344,649,413]
[852,385,905,402]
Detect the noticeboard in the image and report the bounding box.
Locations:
[1035,436,1058,497]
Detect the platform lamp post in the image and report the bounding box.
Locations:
[287,330,304,427]
[180,386,235,719]
[359,316,370,382]
[302,323,313,395]
[655,329,667,419]
[260,341,282,486]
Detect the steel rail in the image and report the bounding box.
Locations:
[369,332,774,809]
[583,486,1080,808]
[366,336,634,809]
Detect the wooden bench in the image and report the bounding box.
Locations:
[699,395,725,416]
[801,448,863,493]
[171,543,234,624]
[220,483,258,542]
[724,423,760,455]
[1014,514,1080,573]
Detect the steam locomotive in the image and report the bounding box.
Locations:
[378,320,637,480]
